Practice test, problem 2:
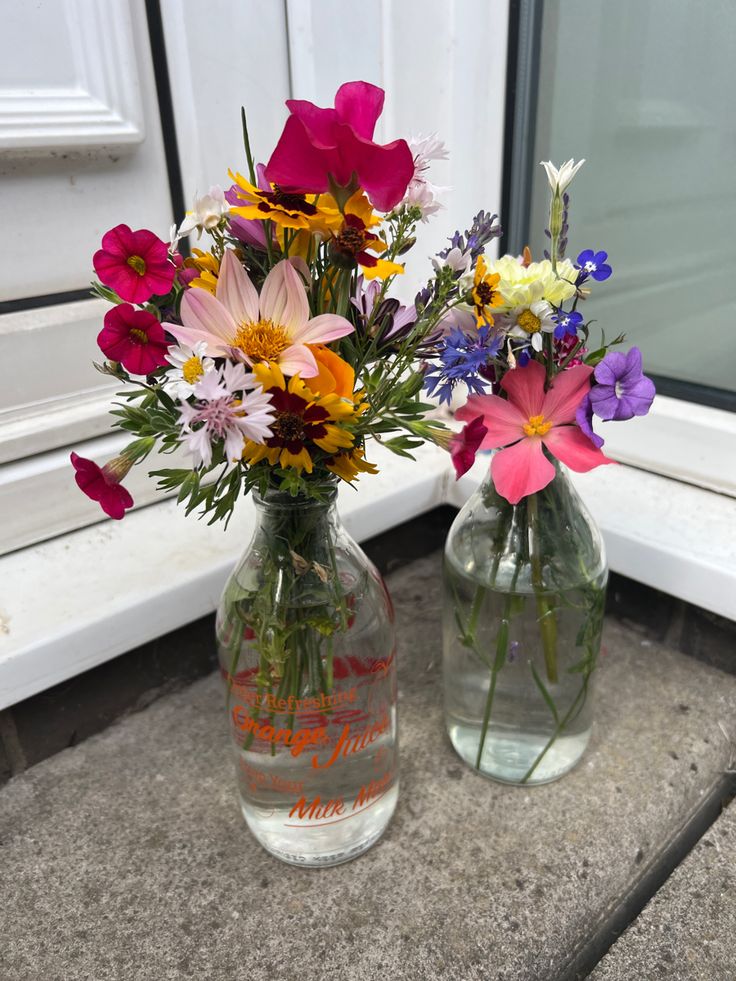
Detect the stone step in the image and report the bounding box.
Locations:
[591,797,736,981]
[0,552,734,981]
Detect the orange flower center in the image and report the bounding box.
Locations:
[233,319,290,362]
[126,254,147,276]
[182,355,204,384]
[523,414,552,437]
[517,309,541,334]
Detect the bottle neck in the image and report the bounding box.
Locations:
[253,483,340,543]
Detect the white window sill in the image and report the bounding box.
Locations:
[1,443,734,710]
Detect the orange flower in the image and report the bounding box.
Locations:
[308,345,356,399]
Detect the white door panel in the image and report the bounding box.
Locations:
[0,0,172,301]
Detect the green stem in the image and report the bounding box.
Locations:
[527,493,558,684]
[520,676,590,784]
[475,595,512,769]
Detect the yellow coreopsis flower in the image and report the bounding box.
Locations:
[471,255,504,325]
[184,249,220,294]
[228,169,340,233]
[325,447,379,482]
[242,362,363,474]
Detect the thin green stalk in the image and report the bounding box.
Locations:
[475,595,512,768]
[527,493,558,684]
[520,676,590,784]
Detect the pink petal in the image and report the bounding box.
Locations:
[259,260,309,334]
[180,288,237,344]
[278,344,318,377]
[163,322,226,357]
[264,115,333,192]
[456,394,527,448]
[501,360,546,418]
[295,313,354,345]
[491,438,556,504]
[543,425,615,472]
[541,364,593,425]
[216,250,259,325]
[347,133,415,212]
[334,81,384,139]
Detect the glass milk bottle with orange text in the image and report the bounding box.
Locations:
[216,483,398,866]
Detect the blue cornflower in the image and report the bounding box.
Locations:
[576,249,612,282]
[552,309,584,340]
[424,324,504,405]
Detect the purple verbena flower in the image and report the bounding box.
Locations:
[589,347,656,421]
[576,249,612,283]
[575,393,605,449]
[552,309,584,340]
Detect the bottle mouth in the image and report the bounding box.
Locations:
[253,475,339,510]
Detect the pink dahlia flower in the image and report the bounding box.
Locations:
[456,360,614,504]
[97,304,170,375]
[93,224,175,303]
[70,452,134,520]
[164,250,353,378]
[265,81,414,212]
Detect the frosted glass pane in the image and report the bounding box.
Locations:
[528,0,736,393]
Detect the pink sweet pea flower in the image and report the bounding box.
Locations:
[70,452,134,520]
[264,81,415,212]
[456,360,614,504]
[450,416,488,478]
[97,304,170,375]
[164,250,353,378]
[93,224,175,303]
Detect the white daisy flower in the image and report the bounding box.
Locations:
[163,341,215,400]
[507,300,556,352]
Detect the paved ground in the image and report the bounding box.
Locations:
[1,553,734,981]
[592,796,736,981]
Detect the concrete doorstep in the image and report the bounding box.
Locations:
[0,553,735,981]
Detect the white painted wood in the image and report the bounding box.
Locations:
[0,443,450,709]
[159,0,292,213]
[285,0,510,298]
[0,0,172,301]
[0,0,145,150]
[1,442,735,711]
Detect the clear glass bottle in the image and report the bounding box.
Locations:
[216,482,398,866]
[443,461,607,785]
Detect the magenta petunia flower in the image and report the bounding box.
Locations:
[70,452,134,520]
[93,224,176,303]
[264,81,415,212]
[450,416,488,478]
[97,304,170,375]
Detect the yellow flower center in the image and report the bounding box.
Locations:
[523,414,553,437]
[517,309,541,334]
[233,319,290,362]
[129,328,149,344]
[126,255,147,276]
[182,355,204,385]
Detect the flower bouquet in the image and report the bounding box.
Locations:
[71,81,504,865]
[439,158,655,786]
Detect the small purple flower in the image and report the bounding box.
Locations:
[590,347,656,421]
[575,393,605,449]
[553,309,584,340]
[576,249,612,282]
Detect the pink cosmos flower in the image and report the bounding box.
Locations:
[93,224,175,303]
[456,360,613,504]
[450,416,488,478]
[70,452,134,520]
[164,250,353,378]
[264,81,414,212]
[97,304,170,375]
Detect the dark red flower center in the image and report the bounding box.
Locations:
[259,187,318,216]
[266,390,329,451]
[126,254,147,276]
[475,282,495,305]
[272,412,305,443]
